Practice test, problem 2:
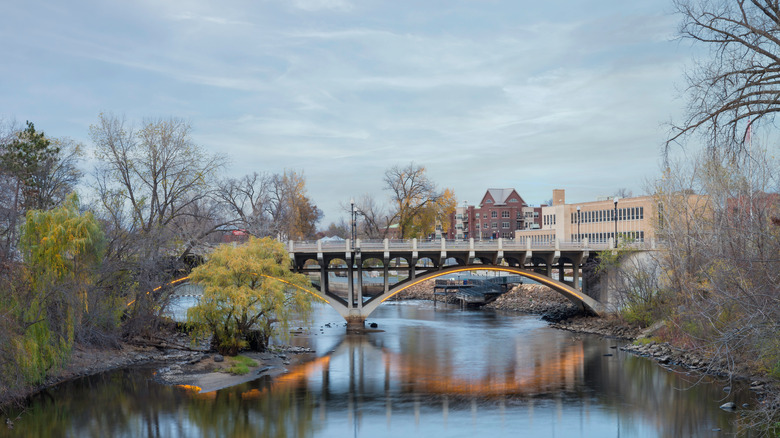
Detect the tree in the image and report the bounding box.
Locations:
[652,148,780,430]
[347,194,391,239]
[216,172,273,237]
[266,170,322,240]
[12,193,106,383]
[0,122,82,261]
[383,163,441,238]
[670,0,780,154]
[187,237,313,355]
[409,187,457,239]
[90,114,226,237]
[613,188,633,199]
[322,219,350,239]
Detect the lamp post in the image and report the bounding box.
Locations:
[613,197,619,247]
[350,198,356,250]
[576,205,581,243]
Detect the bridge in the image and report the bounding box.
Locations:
[287,237,657,329]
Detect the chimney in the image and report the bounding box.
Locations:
[552,189,565,206]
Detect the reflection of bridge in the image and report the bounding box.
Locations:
[288,238,655,328]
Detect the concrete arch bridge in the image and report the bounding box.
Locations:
[287,237,656,329]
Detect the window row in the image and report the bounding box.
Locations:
[571,206,644,224]
[569,231,645,243]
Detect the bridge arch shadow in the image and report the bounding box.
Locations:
[354,265,603,319]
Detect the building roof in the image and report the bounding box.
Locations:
[480,188,525,207]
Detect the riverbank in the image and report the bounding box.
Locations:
[0,326,310,413]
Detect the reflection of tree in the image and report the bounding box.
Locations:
[4,368,318,438]
[588,353,747,437]
[184,381,319,438]
[6,318,750,437]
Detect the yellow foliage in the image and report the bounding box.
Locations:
[187,237,313,355]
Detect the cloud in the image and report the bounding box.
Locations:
[290,0,353,12]
[0,0,693,222]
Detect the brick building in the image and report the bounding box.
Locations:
[448,188,539,240]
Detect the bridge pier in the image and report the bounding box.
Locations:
[345,315,366,331]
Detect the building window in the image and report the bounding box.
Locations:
[501,211,510,218]
[492,222,498,229]
[491,211,497,218]
[483,213,487,219]
[502,222,509,229]
[483,223,488,229]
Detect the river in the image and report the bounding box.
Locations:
[2,301,753,437]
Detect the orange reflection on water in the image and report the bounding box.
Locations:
[385,342,585,396]
[177,384,217,399]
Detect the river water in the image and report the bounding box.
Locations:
[3,301,752,437]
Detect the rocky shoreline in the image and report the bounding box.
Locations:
[398,281,777,404]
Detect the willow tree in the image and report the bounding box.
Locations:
[187,237,313,355]
[15,193,106,383]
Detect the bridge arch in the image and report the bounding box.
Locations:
[351,265,603,322]
[152,266,604,331]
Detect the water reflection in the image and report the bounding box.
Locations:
[3,302,753,437]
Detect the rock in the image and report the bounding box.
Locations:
[719,402,736,411]
[723,386,731,393]
[742,403,749,408]
[213,354,224,363]
[658,356,670,364]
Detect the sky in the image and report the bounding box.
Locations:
[0,0,696,224]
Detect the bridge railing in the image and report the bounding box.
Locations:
[288,238,658,253]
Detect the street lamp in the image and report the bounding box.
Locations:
[350,198,356,250]
[575,206,580,240]
[613,197,619,247]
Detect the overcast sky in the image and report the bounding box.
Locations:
[1,0,695,224]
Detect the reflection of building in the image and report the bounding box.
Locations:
[515,189,657,245]
[448,189,537,240]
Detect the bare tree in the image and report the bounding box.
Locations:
[670,0,780,155]
[383,163,440,238]
[322,219,350,239]
[90,114,226,242]
[613,188,633,199]
[216,172,273,237]
[344,194,391,239]
[653,147,780,430]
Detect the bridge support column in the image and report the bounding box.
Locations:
[347,259,354,308]
[356,245,363,310]
[320,263,329,297]
[345,315,366,331]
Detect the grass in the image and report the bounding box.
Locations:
[223,355,259,375]
[633,337,658,346]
